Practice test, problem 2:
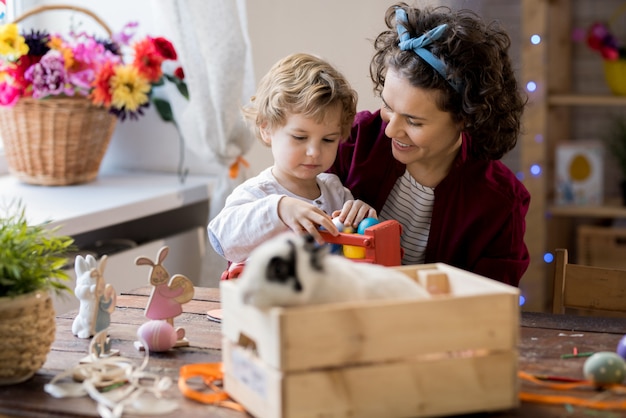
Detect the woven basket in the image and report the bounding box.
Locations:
[0,5,117,186]
[0,290,56,385]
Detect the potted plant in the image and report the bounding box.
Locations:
[603,116,626,205]
[0,201,74,385]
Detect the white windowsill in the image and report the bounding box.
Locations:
[0,170,215,236]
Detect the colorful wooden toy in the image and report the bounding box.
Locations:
[319,219,403,266]
[342,226,366,259]
[134,246,194,350]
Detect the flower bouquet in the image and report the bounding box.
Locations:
[0,4,188,185]
[577,5,626,96]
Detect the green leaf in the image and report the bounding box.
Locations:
[176,80,190,100]
[153,98,174,122]
[0,200,75,297]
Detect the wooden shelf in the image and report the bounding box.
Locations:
[548,94,626,106]
[549,201,626,218]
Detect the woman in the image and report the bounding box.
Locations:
[330,3,530,286]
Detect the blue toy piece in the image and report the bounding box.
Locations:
[357,217,380,235]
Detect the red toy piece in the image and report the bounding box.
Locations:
[220,220,404,280]
[318,219,403,266]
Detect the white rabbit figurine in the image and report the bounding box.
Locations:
[72,254,116,339]
[237,232,431,308]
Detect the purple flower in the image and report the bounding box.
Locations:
[112,21,139,46]
[24,50,73,98]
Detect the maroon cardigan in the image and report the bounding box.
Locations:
[329,110,530,287]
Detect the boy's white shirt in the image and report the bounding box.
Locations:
[208,166,353,263]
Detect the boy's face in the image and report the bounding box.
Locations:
[261,109,342,185]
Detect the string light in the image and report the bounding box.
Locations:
[530,164,541,176]
[543,252,554,263]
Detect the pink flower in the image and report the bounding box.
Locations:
[601,46,619,61]
[112,22,139,46]
[0,81,20,106]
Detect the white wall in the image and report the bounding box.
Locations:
[14,0,489,178]
[243,0,452,176]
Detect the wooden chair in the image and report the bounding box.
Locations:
[552,248,626,317]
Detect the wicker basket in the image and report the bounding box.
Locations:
[0,290,56,385]
[0,5,117,186]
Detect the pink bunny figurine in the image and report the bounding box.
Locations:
[135,246,194,342]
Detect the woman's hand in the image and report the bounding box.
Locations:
[331,200,377,229]
[278,196,338,244]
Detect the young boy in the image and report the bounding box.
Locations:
[208,53,376,264]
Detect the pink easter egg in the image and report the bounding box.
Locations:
[137,320,177,352]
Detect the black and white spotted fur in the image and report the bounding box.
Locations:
[237,232,430,308]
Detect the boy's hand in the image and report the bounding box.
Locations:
[331,200,377,229]
[278,197,338,244]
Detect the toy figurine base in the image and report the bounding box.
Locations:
[133,338,190,352]
[79,349,120,364]
[206,309,222,323]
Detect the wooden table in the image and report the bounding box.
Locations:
[0,287,625,418]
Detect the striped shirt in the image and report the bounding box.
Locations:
[379,170,434,264]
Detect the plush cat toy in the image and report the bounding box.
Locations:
[237,232,430,308]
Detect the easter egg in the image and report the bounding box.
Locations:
[617,335,626,360]
[357,217,380,235]
[583,351,626,386]
[332,217,345,233]
[137,320,177,352]
[343,225,365,259]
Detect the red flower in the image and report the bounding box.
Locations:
[132,37,164,83]
[10,55,41,92]
[153,37,177,60]
[601,46,619,61]
[90,61,115,107]
[174,66,185,80]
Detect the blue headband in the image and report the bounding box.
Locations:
[395,8,462,93]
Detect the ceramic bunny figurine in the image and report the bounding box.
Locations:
[72,254,116,339]
[135,246,194,343]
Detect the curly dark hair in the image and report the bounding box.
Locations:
[370,3,526,160]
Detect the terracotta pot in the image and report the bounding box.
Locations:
[0,290,56,385]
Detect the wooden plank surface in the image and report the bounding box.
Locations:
[0,287,625,417]
[0,287,237,418]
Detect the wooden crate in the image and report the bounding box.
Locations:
[577,225,626,270]
[221,263,520,418]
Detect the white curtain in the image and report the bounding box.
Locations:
[153,0,255,218]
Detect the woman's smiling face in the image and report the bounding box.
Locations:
[380,68,463,171]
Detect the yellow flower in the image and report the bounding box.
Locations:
[110,64,151,112]
[0,24,29,59]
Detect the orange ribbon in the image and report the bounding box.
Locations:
[228,156,250,179]
[518,370,626,410]
[178,363,245,412]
